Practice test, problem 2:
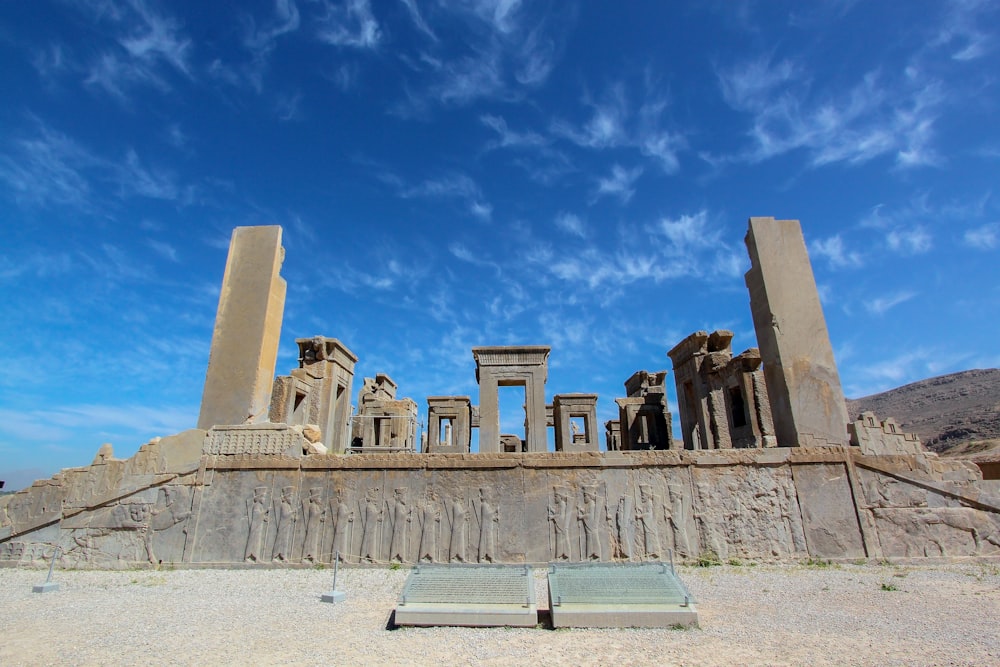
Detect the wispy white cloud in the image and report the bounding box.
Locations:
[810,234,864,269]
[527,209,738,294]
[118,0,192,76]
[147,239,179,262]
[119,148,180,200]
[552,84,629,149]
[653,210,719,252]
[554,212,586,238]
[857,194,991,256]
[401,172,492,221]
[315,0,382,49]
[931,0,996,61]
[552,82,685,173]
[865,290,917,315]
[45,403,196,438]
[166,123,188,149]
[449,242,499,272]
[0,252,75,282]
[276,90,303,121]
[31,43,69,86]
[0,122,98,210]
[81,0,193,102]
[399,0,437,41]
[480,114,547,149]
[244,0,301,55]
[595,164,642,203]
[843,348,932,396]
[886,226,932,254]
[393,2,566,113]
[0,119,190,212]
[714,55,944,169]
[963,223,1000,249]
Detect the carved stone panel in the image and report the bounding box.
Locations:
[791,463,865,558]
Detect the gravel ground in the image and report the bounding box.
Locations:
[2,562,998,666]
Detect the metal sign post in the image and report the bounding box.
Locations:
[321,551,346,603]
[32,546,61,593]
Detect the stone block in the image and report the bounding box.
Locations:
[745,217,849,447]
[547,562,698,628]
[197,226,286,429]
[394,564,537,627]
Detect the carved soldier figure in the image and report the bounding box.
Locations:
[667,483,691,558]
[614,494,633,560]
[578,485,601,560]
[418,490,441,562]
[360,488,383,563]
[329,488,354,562]
[635,484,662,560]
[388,488,411,563]
[272,486,297,562]
[549,487,571,561]
[301,487,326,563]
[245,487,269,562]
[449,496,469,563]
[476,487,499,563]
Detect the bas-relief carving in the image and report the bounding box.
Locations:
[446,492,470,563]
[635,483,663,560]
[474,487,500,563]
[359,487,383,563]
[244,487,270,562]
[578,485,602,560]
[328,488,354,563]
[549,487,572,561]
[4,454,1000,567]
[271,487,298,562]
[301,487,326,563]
[873,507,1000,557]
[858,468,928,509]
[417,490,441,563]
[387,488,412,563]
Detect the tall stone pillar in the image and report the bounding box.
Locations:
[744,217,849,446]
[197,226,286,429]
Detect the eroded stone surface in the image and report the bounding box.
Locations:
[197,226,286,430]
[745,217,849,447]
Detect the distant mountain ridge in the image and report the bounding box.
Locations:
[846,368,1000,455]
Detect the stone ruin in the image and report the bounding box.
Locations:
[2,218,999,569]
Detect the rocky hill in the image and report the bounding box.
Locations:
[846,368,1000,457]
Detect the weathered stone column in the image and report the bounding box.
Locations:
[198,226,286,429]
[744,217,849,446]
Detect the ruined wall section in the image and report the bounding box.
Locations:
[5,446,998,568]
[0,430,205,567]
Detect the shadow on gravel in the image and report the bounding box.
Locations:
[383,609,554,631]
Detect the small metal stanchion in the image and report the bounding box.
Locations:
[321,551,346,603]
[32,546,61,593]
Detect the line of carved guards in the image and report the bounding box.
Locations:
[240,475,809,566]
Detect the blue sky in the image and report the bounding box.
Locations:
[2,0,999,490]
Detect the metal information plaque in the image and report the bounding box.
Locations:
[547,562,699,628]
[394,564,538,627]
